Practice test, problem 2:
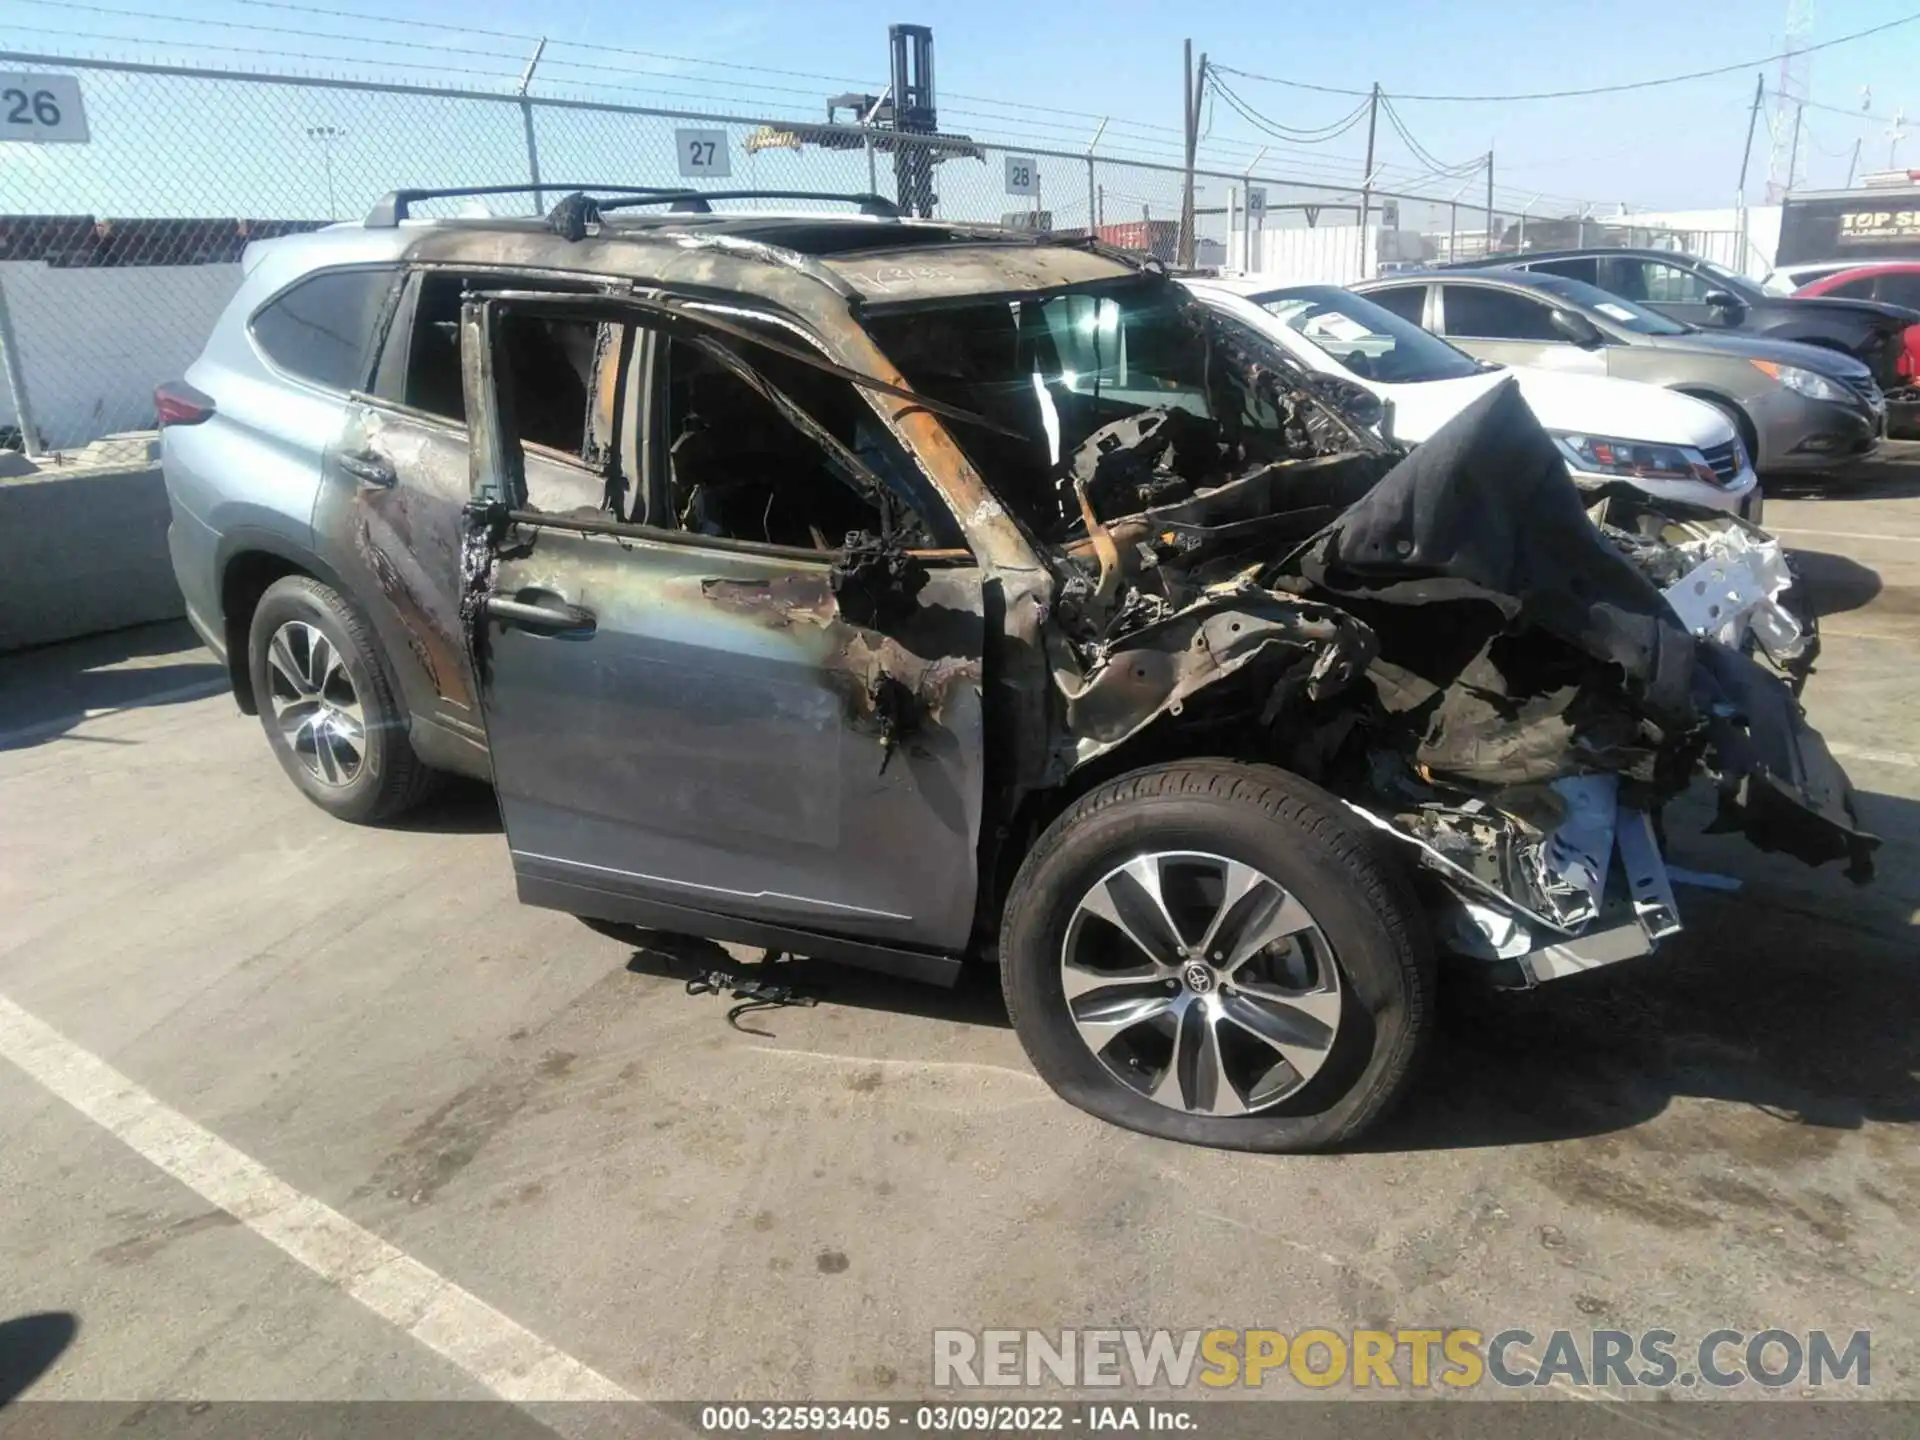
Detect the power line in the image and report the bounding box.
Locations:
[223,0,885,89]
[1204,70,1373,141]
[1211,11,1920,102]
[2,26,526,80]
[1377,93,1484,177]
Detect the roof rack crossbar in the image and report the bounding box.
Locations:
[365,185,694,227]
[590,190,901,219]
[366,186,903,228]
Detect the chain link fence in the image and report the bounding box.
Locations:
[0,51,1581,459]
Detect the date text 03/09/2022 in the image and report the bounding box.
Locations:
[696,1404,1196,1432]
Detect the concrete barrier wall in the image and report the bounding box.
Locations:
[0,261,243,450]
[0,464,185,652]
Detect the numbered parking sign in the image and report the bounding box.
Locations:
[1,74,89,143]
[1246,186,1268,218]
[675,128,730,178]
[1004,156,1040,197]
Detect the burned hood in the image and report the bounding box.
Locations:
[1285,379,1696,728]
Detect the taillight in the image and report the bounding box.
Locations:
[154,380,215,428]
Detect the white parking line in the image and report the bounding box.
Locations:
[1826,741,1920,770]
[0,990,636,1405]
[1773,527,1920,545]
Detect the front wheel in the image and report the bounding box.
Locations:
[999,761,1435,1151]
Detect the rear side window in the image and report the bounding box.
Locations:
[1879,274,1920,309]
[1827,275,1879,300]
[251,268,394,391]
[1365,286,1427,325]
[1530,257,1599,285]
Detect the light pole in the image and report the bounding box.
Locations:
[305,125,346,219]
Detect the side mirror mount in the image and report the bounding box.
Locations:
[1315,374,1387,433]
[1549,309,1604,348]
[1703,288,1747,319]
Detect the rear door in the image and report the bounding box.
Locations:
[461,293,987,955]
[313,268,626,760]
[1435,283,1606,374]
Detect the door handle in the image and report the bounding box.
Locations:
[486,594,597,636]
[339,450,396,487]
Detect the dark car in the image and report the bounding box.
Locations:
[157,187,1875,1152]
[1441,247,1920,393]
[1356,268,1885,473]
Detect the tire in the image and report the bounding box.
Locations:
[1000,760,1435,1151]
[246,575,437,823]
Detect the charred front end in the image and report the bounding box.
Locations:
[897,277,1879,985]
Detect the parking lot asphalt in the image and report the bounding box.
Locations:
[2,452,1918,1414]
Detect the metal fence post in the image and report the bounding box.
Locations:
[517,38,546,214]
[0,278,42,458]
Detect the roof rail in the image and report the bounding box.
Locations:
[591,190,901,219]
[365,186,902,228]
[365,185,694,227]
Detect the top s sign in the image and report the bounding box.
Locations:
[1,74,89,143]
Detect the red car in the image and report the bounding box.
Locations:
[1796,263,1920,432]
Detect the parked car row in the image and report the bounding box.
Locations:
[1182,279,1760,517]
[157,187,1876,1153]
[1356,269,1887,473]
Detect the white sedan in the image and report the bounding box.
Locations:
[1183,279,1762,518]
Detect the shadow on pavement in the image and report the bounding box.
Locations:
[597,782,1917,1157]
[0,621,225,752]
[386,776,502,835]
[0,1311,78,1404]
[1788,547,1883,616]
[1367,784,1920,1153]
[609,925,1012,1032]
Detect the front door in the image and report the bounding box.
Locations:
[460,295,988,955]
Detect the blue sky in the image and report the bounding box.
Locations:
[4,0,1919,217]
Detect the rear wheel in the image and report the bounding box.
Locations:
[999,761,1435,1151]
[247,576,436,823]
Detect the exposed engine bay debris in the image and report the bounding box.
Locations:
[1034,374,1876,985]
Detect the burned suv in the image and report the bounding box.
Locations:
[160,188,1875,1151]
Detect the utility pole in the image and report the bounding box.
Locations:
[1785,101,1804,195]
[1179,41,1206,268]
[1484,152,1494,256]
[1736,73,1765,200]
[1356,82,1380,275]
[1846,137,1862,187]
[1890,109,1907,168]
[1735,72,1764,262]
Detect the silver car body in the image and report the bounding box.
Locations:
[1355,270,1886,473]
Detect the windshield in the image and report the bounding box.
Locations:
[1695,257,1763,298]
[1528,274,1692,335]
[1250,284,1483,383]
[863,278,1346,539]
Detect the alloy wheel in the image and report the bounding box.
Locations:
[1060,851,1341,1115]
[264,620,366,787]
